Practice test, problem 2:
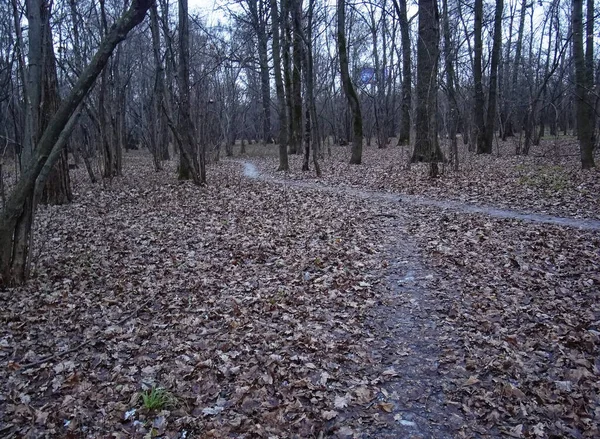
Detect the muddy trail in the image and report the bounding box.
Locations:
[242,162,600,231]
[242,161,473,437]
[239,160,600,437]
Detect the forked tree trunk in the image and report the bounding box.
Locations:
[0,0,154,287]
[37,0,72,205]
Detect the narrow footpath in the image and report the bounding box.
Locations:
[243,162,472,437]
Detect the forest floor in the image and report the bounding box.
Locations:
[1,140,599,438]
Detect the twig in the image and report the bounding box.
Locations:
[367,213,399,220]
[17,297,154,371]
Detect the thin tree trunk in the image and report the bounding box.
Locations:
[392,0,411,145]
[513,0,528,152]
[473,0,486,153]
[442,0,459,171]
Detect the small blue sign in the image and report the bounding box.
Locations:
[360,67,375,85]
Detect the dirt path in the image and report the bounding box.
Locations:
[242,162,600,231]
[242,162,468,437]
[360,213,465,438]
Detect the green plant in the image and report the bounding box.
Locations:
[140,387,174,411]
[517,165,570,192]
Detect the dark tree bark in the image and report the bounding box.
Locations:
[247,0,272,143]
[36,0,72,205]
[442,0,459,171]
[0,0,154,287]
[573,0,595,168]
[392,0,411,145]
[412,0,444,176]
[177,0,203,184]
[473,0,486,153]
[282,0,296,154]
[150,2,169,169]
[270,0,289,171]
[337,0,362,164]
[482,0,503,154]
[290,0,303,155]
[512,0,528,151]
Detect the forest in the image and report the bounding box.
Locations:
[0,0,599,437]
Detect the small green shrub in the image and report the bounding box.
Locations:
[140,387,174,411]
[517,165,570,192]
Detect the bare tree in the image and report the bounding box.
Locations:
[337,0,362,164]
[0,0,154,287]
[481,0,503,154]
[392,0,411,146]
[573,0,595,169]
[442,0,458,170]
[412,0,444,176]
[176,0,203,184]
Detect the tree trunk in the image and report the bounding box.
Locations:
[512,0,528,152]
[442,0,459,171]
[290,0,303,155]
[412,0,444,175]
[177,0,202,184]
[482,0,503,154]
[337,0,363,164]
[473,0,486,153]
[573,0,595,168]
[0,0,154,287]
[392,0,411,146]
[247,0,271,144]
[282,0,296,155]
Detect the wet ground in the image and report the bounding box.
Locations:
[241,161,600,231]
[239,160,600,438]
[357,211,465,438]
[242,162,469,437]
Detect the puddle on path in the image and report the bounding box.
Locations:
[240,161,600,231]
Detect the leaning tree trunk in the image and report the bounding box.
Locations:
[337,0,363,164]
[0,0,154,287]
[412,0,444,176]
